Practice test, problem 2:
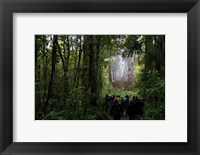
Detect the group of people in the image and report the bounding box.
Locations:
[104,94,144,120]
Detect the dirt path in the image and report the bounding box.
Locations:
[106,113,129,120]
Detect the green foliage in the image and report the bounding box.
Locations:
[124,35,143,56]
[39,85,107,120]
[136,69,165,120]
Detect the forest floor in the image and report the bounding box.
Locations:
[106,113,129,120]
[105,112,144,120]
[121,115,129,120]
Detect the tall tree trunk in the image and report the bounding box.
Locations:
[58,43,67,106]
[74,36,79,77]
[90,36,100,107]
[35,36,40,82]
[58,36,71,108]
[89,36,97,106]
[35,37,38,72]
[43,36,48,98]
[44,35,58,115]
[160,36,165,73]
[144,35,148,78]
[64,36,70,96]
[82,36,91,113]
[75,35,82,88]
[82,36,90,92]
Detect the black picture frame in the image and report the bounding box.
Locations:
[0,0,200,154]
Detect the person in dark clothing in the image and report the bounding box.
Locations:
[137,98,144,115]
[123,95,129,116]
[109,95,115,111]
[104,94,110,113]
[128,96,137,120]
[107,95,113,113]
[111,99,122,120]
[111,95,115,102]
[105,94,109,103]
[120,97,124,115]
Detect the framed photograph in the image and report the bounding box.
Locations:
[0,0,199,154]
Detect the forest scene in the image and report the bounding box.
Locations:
[35,35,165,120]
